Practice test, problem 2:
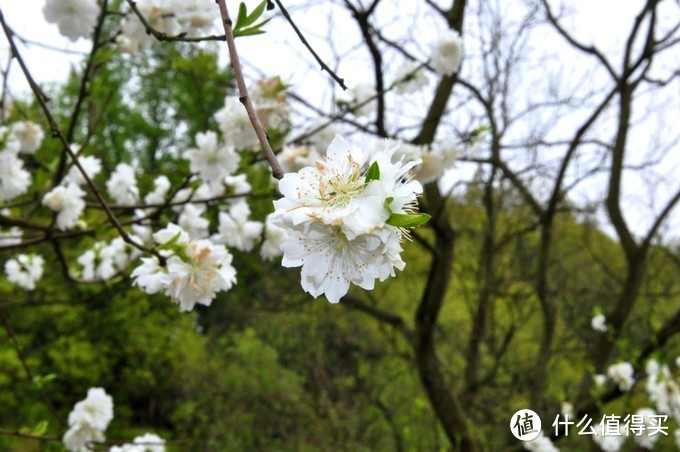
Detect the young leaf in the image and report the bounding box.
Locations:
[157,231,183,251]
[244,0,268,28]
[32,420,49,436]
[235,2,248,31]
[364,161,380,183]
[386,213,431,228]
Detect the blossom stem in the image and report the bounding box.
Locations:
[216,0,284,180]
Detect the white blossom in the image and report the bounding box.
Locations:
[272,134,423,302]
[43,0,100,42]
[224,174,251,195]
[591,314,608,333]
[63,422,105,452]
[118,0,179,52]
[0,226,22,247]
[260,215,287,261]
[394,61,429,94]
[592,422,627,452]
[178,203,210,240]
[109,432,165,452]
[132,432,165,452]
[632,408,661,449]
[131,224,237,311]
[107,163,139,206]
[144,176,171,206]
[593,374,607,387]
[63,387,113,451]
[68,388,114,431]
[0,152,31,202]
[174,0,215,37]
[430,29,463,76]
[607,362,635,392]
[165,240,237,311]
[64,155,102,187]
[279,223,405,303]
[523,432,559,452]
[42,183,86,230]
[185,130,240,185]
[214,96,259,150]
[278,144,322,174]
[9,121,44,154]
[214,201,263,252]
[4,254,44,290]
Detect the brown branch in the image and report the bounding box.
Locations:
[215,0,284,180]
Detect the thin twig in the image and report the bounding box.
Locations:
[0,10,164,262]
[124,0,226,43]
[216,0,284,179]
[273,0,347,90]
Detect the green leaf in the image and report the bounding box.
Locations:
[245,0,268,27]
[32,420,48,436]
[386,213,431,228]
[234,25,268,38]
[235,2,248,30]
[157,231,183,251]
[364,161,380,183]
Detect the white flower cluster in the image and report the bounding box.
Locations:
[523,431,559,452]
[645,360,680,423]
[107,163,140,206]
[214,77,289,151]
[0,208,22,247]
[0,122,43,202]
[607,361,636,392]
[271,134,425,303]
[591,313,608,333]
[109,432,166,452]
[4,253,44,290]
[118,0,215,52]
[430,29,463,76]
[43,152,101,230]
[78,237,143,281]
[387,139,459,185]
[63,388,114,451]
[131,223,237,311]
[43,0,100,42]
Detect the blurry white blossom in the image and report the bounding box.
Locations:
[260,215,287,261]
[186,130,240,185]
[4,254,44,290]
[9,121,44,154]
[64,155,102,187]
[107,163,139,206]
[591,314,608,333]
[131,223,237,311]
[523,431,559,452]
[607,362,635,392]
[430,29,463,76]
[214,201,263,252]
[63,387,113,451]
[215,96,259,150]
[42,183,86,230]
[43,0,100,42]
